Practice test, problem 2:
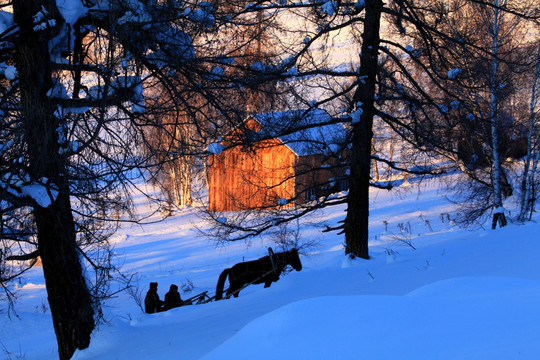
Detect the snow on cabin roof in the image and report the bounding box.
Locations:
[250,109,348,156]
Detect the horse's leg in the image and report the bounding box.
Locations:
[264,273,280,287]
[228,286,240,298]
[226,284,234,298]
[227,280,242,298]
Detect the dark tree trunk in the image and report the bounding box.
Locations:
[13,1,95,359]
[34,196,95,360]
[345,0,383,259]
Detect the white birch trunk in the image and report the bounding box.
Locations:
[519,46,540,221]
[179,159,193,206]
[170,161,182,208]
[385,132,395,180]
[489,0,507,228]
[167,126,193,209]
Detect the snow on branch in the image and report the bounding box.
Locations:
[185,2,215,28]
[447,68,462,79]
[321,1,337,16]
[0,11,14,36]
[1,176,59,208]
[56,0,88,25]
[206,142,225,155]
[0,62,17,81]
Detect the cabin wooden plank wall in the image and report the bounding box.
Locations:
[294,154,348,205]
[208,138,296,212]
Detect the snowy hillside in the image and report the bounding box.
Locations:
[2,176,540,359]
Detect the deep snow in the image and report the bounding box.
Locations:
[2,177,540,359]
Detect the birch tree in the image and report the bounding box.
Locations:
[488,0,507,228]
[519,45,540,221]
[403,0,538,227]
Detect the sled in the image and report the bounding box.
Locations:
[183,290,211,305]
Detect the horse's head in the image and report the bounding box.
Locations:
[288,248,302,271]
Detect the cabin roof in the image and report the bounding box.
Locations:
[249,109,348,156]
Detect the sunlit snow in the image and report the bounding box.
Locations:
[2,176,540,359]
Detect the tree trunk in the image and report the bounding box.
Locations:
[179,159,193,206]
[519,46,540,221]
[13,1,95,359]
[385,132,395,180]
[488,1,506,229]
[169,160,182,208]
[35,195,95,360]
[344,0,382,259]
[372,137,379,182]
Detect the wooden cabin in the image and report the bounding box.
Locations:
[207,109,348,212]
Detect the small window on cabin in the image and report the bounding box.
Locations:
[306,187,316,202]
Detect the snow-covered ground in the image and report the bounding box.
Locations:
[2,176,540,359]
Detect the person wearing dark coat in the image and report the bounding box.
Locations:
[164,284,183,310]
[144,282,165,314]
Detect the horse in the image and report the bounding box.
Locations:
[215,248,302,300]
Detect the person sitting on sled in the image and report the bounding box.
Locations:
[164,284,184,310]
[145,282,165,314]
